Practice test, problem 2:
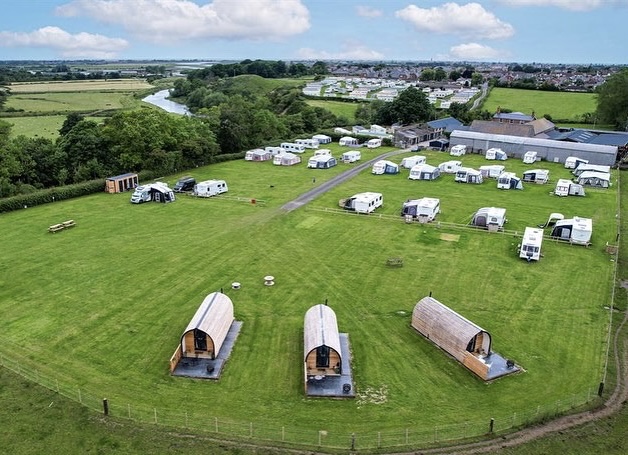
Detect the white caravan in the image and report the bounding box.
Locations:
[471,207,507,231]
[339,136,359,146]
[194,179,228,197]
[554,179,586,197]
[372,160,399,175]
[549,216,592,246]
[273,152,301,166]
[497,172,523,190]
[280,142,306,154]
[450,144,467,156]
[400,155,426,169]
[341,150,361,163]
[565,156,588,169]
[265,146,285,156]
[314,148,332,157]
[312,134,332,144]
[295,138,319,149]
[485,147,508,160]
[479,164,505,179]
[572,163,610,178]
[438,160,462,174]
[455,167,483,184]
[408,164,440,181]
[519,227,543,261]
[340,192,383,214]
[577,171,610,188]
[366,138,382,148]
[401,197,440,222]
[523,151,538,164]
[522,169,550,184]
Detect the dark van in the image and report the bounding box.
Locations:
[173,176,196,193]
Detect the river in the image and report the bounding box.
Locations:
[142,89,191,115]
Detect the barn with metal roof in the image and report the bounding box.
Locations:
[450,130,617,165]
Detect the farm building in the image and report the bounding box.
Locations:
[105,173,138,193]
[429,138,449,151]
[411,296,519,381]
[304,304,355,397]
[169,292,242,379]
[449,130,617,166]
[245,149,272,161]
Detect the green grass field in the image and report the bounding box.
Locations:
[4,91,144,114]
[5,115,106,140]
[482,88,598,122]
[0,146,618,449]
[305,99,359,122]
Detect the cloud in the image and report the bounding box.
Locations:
[297,42,384,60]
[395,2,515,40]
[356,5,383,18]
[0,26,128,58]
[56,0,310,43]
[448,42,509,60]
[496,0,613,11]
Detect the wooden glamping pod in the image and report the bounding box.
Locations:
[412,296,519,380]
[304,304,342,378]
[105,172,138,193]
[170,292,239,379]
[303,304,355,397]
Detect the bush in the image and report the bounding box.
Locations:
[0,179,105,213]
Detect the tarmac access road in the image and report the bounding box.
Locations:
[280,148,412,212]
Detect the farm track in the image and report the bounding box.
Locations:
[280,148,411,212]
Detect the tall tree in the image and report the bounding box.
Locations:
[382,87,433,125]
[596,69,628,130]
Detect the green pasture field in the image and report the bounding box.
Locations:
[482,88,597,121]
[0,147,617,443]
[7,79,154,93]
[5,115,105,140]
[305,99,359,122]
[4,90,144,114]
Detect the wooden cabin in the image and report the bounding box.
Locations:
[412,296,493,380]
[105,173,138,193]
[170,292,234,372]
[304,304,342,378]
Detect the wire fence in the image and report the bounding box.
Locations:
[0,349,603,452]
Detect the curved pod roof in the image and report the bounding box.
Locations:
[303,304,342,362]
[182,292,234,356]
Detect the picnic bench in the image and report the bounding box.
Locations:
[386,257,403,267]
[48,220,76,233]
